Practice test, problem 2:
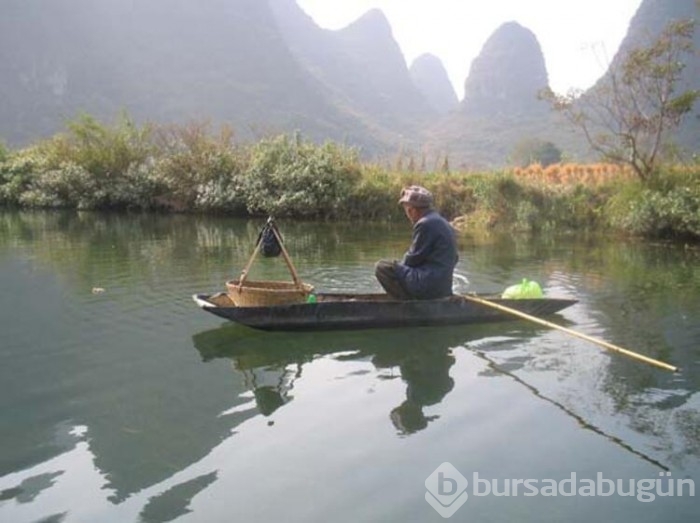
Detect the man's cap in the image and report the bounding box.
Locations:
[398,185,433,208]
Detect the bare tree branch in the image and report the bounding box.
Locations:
[541,19,699,182]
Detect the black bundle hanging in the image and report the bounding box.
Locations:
[257,219,283,258]
[231,216,311,306]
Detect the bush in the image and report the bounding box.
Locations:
[242,134,361,218]
[151,122,246,212]
[0,147,50,205]
[24,113,156,209]
[607,185,700,240]
[546,184,606,230]
[1,112,698,242]
[605,166,700,240]
[425,174,477,220]
[18,162,94,208]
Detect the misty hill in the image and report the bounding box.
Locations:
[269,0,435,144]
[428,0,699,168]
[409,54,459,115]
[461,22,549,117]
[0,0,385,149]
[604,0,700,153]
[1,0,697,167]
[426,22,567,167]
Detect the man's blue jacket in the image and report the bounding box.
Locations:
[394,210,458,299]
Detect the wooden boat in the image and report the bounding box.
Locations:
[192,292,577,331]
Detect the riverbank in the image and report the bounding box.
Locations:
[1,117,698,240]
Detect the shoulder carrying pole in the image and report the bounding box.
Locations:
[237,218,304,291]
[237,241,261,289]
[269,221,304,291]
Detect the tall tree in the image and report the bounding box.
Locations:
[542,19,699,181]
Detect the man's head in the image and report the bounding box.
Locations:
[399,185,433,223]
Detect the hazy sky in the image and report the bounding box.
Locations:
[296,0,644,98]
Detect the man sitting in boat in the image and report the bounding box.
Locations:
[375,185,458,300]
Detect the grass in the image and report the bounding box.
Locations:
[1,114,698,241]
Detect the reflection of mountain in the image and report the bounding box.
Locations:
[0,254,254,503]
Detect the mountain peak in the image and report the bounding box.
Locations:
[348,8,391,33]
[461,21,549,116]
[339,8,394,46]
[410,54,458,114]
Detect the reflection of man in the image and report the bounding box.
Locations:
[383,347,456,434]
[375,185,458,300]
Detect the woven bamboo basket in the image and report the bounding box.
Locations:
[226,279,314,307]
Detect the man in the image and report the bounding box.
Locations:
[375,185,458,300]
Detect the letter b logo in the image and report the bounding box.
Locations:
[439,472,458,496]
[425,462,469,518]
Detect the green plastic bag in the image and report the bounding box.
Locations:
[501,278,543,299]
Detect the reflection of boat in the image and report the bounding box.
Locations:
[192,292,577,331]
[192,323,672,465]
[192,323,545,434]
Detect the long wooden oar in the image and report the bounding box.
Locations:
[462,294,679,373]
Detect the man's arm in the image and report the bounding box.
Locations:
[402,221,432,267]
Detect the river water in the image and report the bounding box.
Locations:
[0,210,698,522]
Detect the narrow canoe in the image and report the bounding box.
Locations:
[192,292,577,332]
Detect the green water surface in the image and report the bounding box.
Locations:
[0,211,698,522]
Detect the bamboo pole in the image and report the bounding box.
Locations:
[236,218,305,294]
[269,222,304,291]
[237,240,261,289]
[461,294,679,373]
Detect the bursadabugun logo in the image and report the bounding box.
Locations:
[425,462,469,518]
[425,463,696,518]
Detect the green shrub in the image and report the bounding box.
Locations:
[608,185,700,239]
[18,162,93,208]
[61,113,153,177]
[0,147,50,205]
[243,134,361,218]
[24,113,156,208]
[344,166,409,220]
[1,112,698,241]
[424,174,477,219]
[150,123,246,212]
[547,184,606,230]
[605,168,700,240]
